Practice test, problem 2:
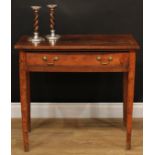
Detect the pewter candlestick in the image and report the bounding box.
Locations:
[28,6,44,43]
[46,4,60,42]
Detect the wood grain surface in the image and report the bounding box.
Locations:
[12,118,143,155]
[15,35,140,51]
[26,52,129,72]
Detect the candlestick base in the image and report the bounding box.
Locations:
[46,30,60,41]
[28,32,45,43]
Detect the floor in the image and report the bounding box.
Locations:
[12,119,143,155]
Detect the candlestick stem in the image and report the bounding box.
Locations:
[46,4,60,42]
[28,6,44,44]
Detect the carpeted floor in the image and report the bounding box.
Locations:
[12,119,143,155]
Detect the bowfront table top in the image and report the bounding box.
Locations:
[15,34,140,152]
[15,34,139,50]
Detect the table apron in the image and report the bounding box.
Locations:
[26,66,128,72]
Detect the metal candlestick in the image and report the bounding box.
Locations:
[28,6,44,43]
[46,4,60,42]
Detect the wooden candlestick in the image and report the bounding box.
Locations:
[46,4,60,42]
[28,6,44,44]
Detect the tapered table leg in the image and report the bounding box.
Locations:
[19,51,29,152]
[126,51,136,150]
[123,72,128,127]
[27,72,31,132]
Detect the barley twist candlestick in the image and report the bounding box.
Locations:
[34,6,39,33]
[29,6,44,43]
[46,4,60,42]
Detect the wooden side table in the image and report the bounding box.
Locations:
[15,34,140,151]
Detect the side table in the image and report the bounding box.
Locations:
[15,34,140,151]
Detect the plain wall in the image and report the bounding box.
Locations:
[11,0,143,102]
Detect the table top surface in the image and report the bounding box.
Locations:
[15,34,140,51]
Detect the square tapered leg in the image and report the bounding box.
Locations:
[19,51,30,152]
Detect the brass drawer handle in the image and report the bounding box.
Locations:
[42,56,59,65]
[96,56,113,65]
[47,56,59,65]
[42,56,59,61]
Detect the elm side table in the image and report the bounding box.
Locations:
[15,34,140,151]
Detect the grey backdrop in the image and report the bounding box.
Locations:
[12,0,143,102]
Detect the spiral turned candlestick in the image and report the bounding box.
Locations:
[46,4,60,42]
[28,6,44,43]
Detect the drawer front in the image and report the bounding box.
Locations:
[26,52,129,69]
